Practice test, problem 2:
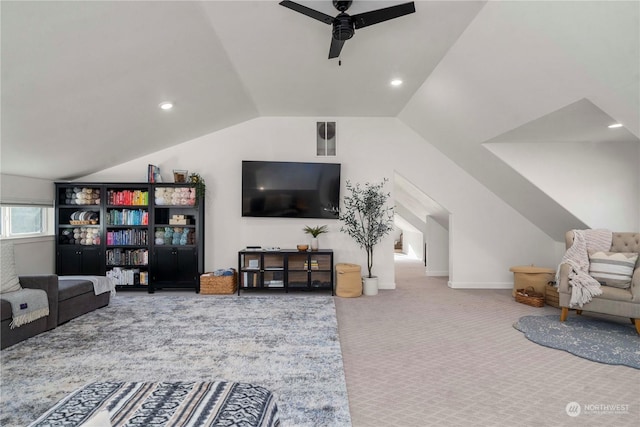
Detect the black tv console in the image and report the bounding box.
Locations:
[238,249,333,295]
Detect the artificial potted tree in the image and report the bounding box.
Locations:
[303,225,328,251]
[339,178,394,295]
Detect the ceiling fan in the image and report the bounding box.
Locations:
[279,1,416,59]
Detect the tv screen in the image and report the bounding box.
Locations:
[242,161,341,218]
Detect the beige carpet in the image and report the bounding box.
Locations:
[335,255,640,427]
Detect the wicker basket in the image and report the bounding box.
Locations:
[70,220,98,225]
[200,271,237,295]
[515,286,545,307]
[509,265,555,297]
[545,283,560,308]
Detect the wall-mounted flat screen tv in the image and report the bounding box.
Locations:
[242,161,341,218]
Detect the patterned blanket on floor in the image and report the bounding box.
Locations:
[28,381,280,427]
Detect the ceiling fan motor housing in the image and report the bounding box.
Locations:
[333,13,354,41]
[333,1,353,12]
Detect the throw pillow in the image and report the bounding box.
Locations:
[588,251,638,289]
[0,242,22,293]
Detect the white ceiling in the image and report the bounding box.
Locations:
[201,0,484,116]
[2,1,638,239]
[2,1,259,180]
[1,0,484,180]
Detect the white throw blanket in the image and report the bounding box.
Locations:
[59,275,116,297]
[558,229,612,307]
[2,288,49,329]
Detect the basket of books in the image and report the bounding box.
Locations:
[200,269,237,295]
[515,286,545,307]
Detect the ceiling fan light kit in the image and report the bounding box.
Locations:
[279,1,416,59]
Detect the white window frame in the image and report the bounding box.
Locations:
[0,206,54,239]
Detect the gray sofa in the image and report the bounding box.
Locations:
[1,275,58,349]
[1,275,111,349]
[58,278,110,325]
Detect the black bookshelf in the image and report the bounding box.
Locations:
[55,182,204,293]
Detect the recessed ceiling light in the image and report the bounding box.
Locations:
[608,123,623,128]
[390,79,403,87]
[159,102,174,110]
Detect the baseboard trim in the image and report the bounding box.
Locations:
[448,281,512,290]
[426,271,448,277]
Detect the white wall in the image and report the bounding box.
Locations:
[486,141,640,231]
[402,230,422,261]
[426,216,448,277]
[389,123,559,288]
[12,237,56,275]
[393,210,424,260]
[81,116,560,289]
[399,0,639,239]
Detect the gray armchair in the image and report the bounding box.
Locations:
[558,231,640,334]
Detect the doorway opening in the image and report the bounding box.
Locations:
[393,172,450,283]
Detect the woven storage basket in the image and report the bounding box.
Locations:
[70,220,98,225]
[509,265,555,297]
[200,270,237,295]
[545,283,560,308]
[515,286,545,307]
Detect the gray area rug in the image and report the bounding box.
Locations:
[514,314,640,369]
[0,294,351,427]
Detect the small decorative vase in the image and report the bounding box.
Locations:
[310,237,319,251]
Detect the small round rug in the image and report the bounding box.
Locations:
[513,314,640,369]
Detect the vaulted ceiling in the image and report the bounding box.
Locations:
[2,1,638,239]
[1,0,485,180]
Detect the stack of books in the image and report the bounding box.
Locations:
[303,259,320,270]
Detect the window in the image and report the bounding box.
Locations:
[0,206,52,238]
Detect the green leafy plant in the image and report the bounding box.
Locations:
[303,225,328,238]
[339,179,394,278]
[188,172,206,203]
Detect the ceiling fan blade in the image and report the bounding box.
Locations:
[279,1,334,25]
[328,37,346,59]
[352,2,415,29]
